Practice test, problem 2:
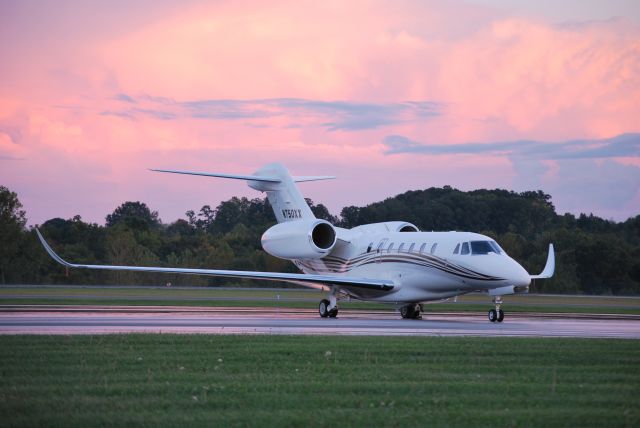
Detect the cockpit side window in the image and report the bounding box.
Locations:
[489,241,503,254]
[461,242,470,255]
[471,240,499,255]
[453,243,460,254]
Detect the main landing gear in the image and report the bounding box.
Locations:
[488,296,505,323]
[400,303,423,320]
[319,299,338,318]
[319,288,338,318]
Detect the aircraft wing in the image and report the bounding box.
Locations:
[36,229,394,292]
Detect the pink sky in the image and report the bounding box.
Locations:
[1,0,639,225]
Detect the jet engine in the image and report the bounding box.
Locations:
[351,221,419,234]
[261,219,337,260]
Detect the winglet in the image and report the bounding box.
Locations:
[35,228,75,268]
[530,243,555,279]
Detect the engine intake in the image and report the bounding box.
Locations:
[261,220,337,260]
[311,222,335,249]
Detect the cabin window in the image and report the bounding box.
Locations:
[398,243,405,252]
[367,242,373,253]
[453,243,460,254]
[419,243,427,254]
[430,243,438,254]
[408,243,415,253]
[461,242,470,255]
[388,243,394,252]
[377,240,387,251]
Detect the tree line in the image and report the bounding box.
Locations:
[1,184,638,294]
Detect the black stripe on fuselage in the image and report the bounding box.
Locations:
[297,252,504,282]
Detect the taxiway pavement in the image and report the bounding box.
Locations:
[1,307,638,338]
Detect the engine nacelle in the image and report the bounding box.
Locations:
[261,219,337,260]
[351,221,420,234]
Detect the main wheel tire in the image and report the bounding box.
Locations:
[488,309,497,322]
[497,309,504,322]
[412,304,422,319]
[329,308,338,318]
[319,299,330,318]
[400,305,412,319]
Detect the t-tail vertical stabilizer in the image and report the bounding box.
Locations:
[248,163,315,223]
[150,162,335,223]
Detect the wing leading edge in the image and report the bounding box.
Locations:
[36,229,394,292]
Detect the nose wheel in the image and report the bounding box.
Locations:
[488,296,505,322]
[488,308,504,322]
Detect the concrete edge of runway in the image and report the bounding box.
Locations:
[2,305,639,338]
[1,304,638,320]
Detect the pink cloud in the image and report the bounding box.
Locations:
[0,1,638,224]
[433,18,640,140]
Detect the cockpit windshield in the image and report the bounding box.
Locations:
[470,240,502,255]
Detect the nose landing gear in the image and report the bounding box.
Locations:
[488,296,505,322]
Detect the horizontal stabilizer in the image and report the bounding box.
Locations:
[151,169,336,184]
[530,243,555,279]
[293,176,336,182]
[36,229,394,292]
[150,169,281,182]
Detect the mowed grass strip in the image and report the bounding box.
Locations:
[1,335,639,427]
[1,286,639,315]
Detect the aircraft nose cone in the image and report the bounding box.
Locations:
[510,261,531,288]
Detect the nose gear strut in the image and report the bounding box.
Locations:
[488,296,505,322]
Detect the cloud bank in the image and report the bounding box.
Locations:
[383,133,640,160]
[99,95,442,131]
[0,1,638,223]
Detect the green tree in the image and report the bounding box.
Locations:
[306,198,339,223]
[39,216,107,284]
[2,185,639,294]
[0,186,27,283]
[105,225,160,285]
[106,201,161,230]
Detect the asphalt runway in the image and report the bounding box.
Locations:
[1,307,639,338]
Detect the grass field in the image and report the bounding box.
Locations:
[1,335,638,427]
[1,286,639,315]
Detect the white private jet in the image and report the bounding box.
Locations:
[37,162,554,322]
